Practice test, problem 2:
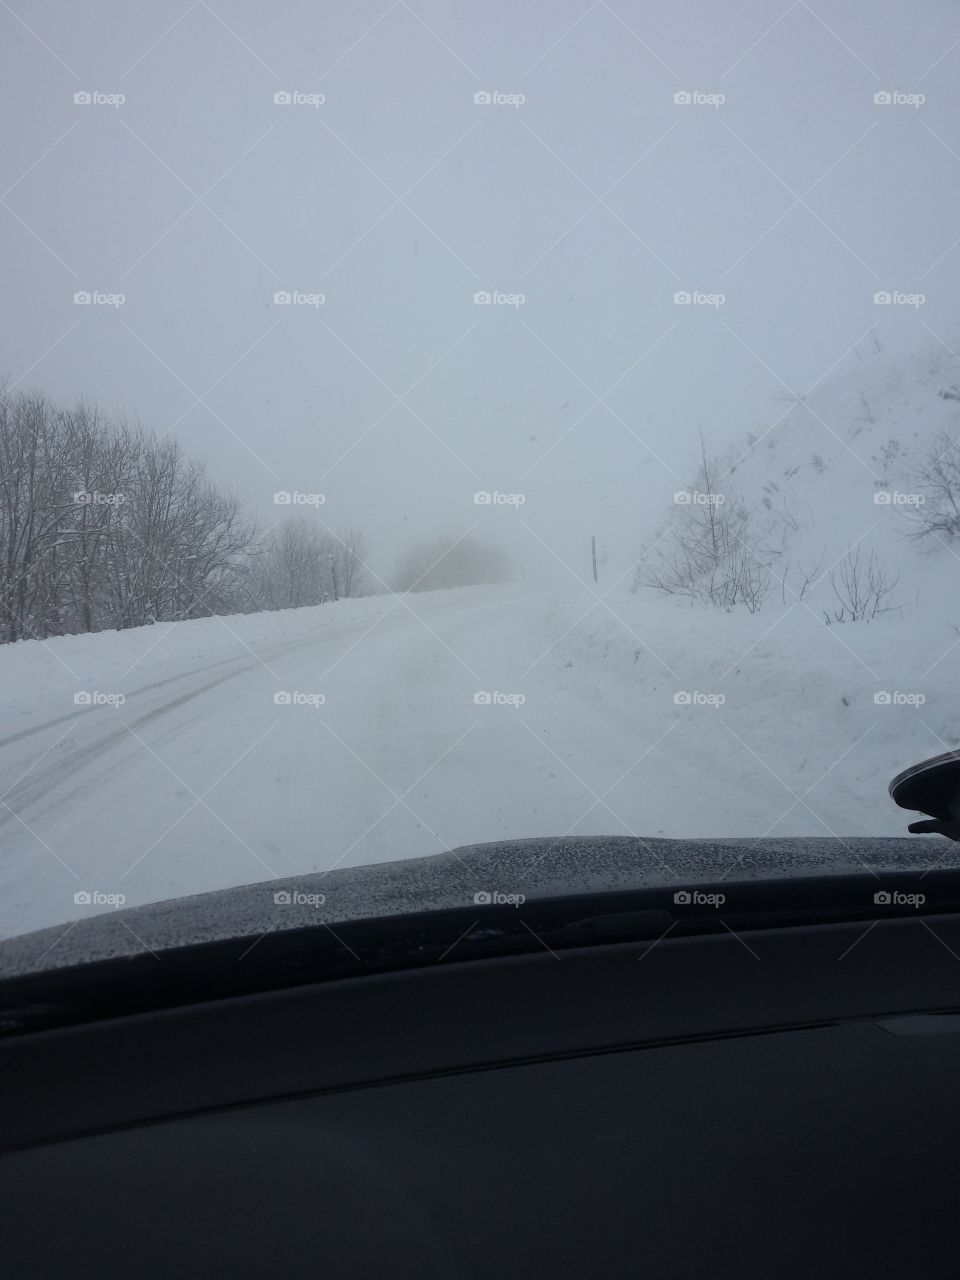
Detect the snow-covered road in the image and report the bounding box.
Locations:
[0,584,950,937]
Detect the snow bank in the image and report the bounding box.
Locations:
[533,588,960,831]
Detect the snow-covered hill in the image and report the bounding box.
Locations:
[712,341,960,619]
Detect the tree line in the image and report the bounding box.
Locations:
[0,387,514,644]
[0,388,372,643]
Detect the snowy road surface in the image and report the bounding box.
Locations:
[0,583,950,938]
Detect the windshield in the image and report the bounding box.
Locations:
[1,1,958,943]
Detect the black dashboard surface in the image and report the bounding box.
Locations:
[3,904,960,1278]
[3,1017,960,1279]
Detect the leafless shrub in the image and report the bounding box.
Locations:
[824,546,900,623]
[779,551,826,605]
[636,439,774,612]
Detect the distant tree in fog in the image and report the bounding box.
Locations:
[247,519,327,610]
[393,534,513,592]
[244,521,372,611]
[330,526,371,599]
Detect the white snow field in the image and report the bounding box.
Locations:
[0,576,956,939]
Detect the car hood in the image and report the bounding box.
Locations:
[0,834,954,981]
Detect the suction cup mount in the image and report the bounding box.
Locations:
[889,751,960,838]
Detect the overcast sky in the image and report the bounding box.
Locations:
[3,0,960,583]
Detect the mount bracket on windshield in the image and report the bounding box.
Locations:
[890,751,960,839]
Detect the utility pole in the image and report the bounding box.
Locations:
[329,551,339,601]
[591,536,598,583]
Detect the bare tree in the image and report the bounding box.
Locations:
[901,432,960,539]
[0,391,77,641]
[60,403,130,632]
[250,520,327,610]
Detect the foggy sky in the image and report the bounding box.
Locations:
[2,0,959,584]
